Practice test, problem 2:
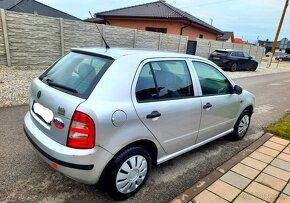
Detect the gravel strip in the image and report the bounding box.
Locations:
[0,62,289,108]
[0,66,47,108]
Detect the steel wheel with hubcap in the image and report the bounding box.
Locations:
[230,110,252,140]
[238,114,250,137]
[106,146,151,200]
[116,155,148,194]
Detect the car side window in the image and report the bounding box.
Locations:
[231,52,237,57]
[192,61,233,96]
[136,60,194,102]
[237,52,244,57]
[135,63,158,101]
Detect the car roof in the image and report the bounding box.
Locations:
[71,47,205,60]
[215,49,242,52]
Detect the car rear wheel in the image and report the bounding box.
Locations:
[250,63,258,71]
[230,63,238,72]
[105,146,151,200]
[230,110,251,140]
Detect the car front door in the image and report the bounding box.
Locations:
[191,61,240,143]
[132,59,202,154]
[235,51,248,69]
[242,52,254,68]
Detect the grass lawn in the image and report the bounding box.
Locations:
[266,114,290,139]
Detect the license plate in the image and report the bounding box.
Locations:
[32,101,53,124]
[213,57,220,60]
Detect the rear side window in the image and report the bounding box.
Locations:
[212,50,228,56]
[39,52,114,99]
[136,60,194,102]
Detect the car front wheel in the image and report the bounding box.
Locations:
[105,146,151,200]
[231,110,252,140]
[250,63,258,71]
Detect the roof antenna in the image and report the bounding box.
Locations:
[89,11,110,49]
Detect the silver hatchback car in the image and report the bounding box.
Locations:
[24,48,255,200]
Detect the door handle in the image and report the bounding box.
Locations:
[203,103,212,109]
[146,111,161,119]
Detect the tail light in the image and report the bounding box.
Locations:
[67,111,95,149]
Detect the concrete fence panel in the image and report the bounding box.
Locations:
[104,25,135,48]
[135,30,161,50]
[6,11,61,66]
[160,34,180,52]
[222,42,233,49]
[64,20,102,53]
[0,10,188,66]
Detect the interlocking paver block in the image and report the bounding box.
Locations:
[231,163,260,179]
[207,180,241,202]
[263,165,290,181]
[233,192,267,203]
[220,171,251,190]
[263,141,285,151]
[283,183,290,196]
[283,147,290,155]
[278,153,290,163]
[241,157,267,171]
[276,193,290,203]
[193,189,229,203]
[271,158,290,172]
[257,146,280,157]
[249,151,274,164]
[245,181,279,202]
[269,137,290,146]
[255,172,287,191]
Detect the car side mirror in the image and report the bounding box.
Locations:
[233,85,243,95]
[248,56,252,60]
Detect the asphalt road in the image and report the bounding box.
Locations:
[1,72,290,203]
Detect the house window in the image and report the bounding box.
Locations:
[145,27,167,33]
[199,34,204,39]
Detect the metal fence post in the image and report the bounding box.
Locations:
[1,9,11,66]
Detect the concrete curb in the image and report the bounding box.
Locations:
[169,133,274,203]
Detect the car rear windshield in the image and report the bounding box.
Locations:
[39,51,114,99]
[212,50,229,56]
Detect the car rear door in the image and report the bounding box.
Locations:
[191,60,240,143]
[132,58,202,154]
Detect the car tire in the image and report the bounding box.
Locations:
[230,63,238,72]
[230,110,252,141]
[105,146,151,200]
[250,63,258,72]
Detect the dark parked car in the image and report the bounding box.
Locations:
[276,54,290,61]
[209,49,258,72]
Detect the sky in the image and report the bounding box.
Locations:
[37,0,290,43]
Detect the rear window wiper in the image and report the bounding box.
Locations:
[45,79,78,93]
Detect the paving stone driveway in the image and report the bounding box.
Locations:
[172,135,290,203]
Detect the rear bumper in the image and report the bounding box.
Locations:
[24,112,113,185]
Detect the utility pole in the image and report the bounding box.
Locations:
[269,0,289,67]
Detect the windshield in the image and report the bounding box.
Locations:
[40,51,114,99]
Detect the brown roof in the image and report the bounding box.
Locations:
[95,1,223,34]
[217,32,234,41]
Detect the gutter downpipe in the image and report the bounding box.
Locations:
[180,21,191,35]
